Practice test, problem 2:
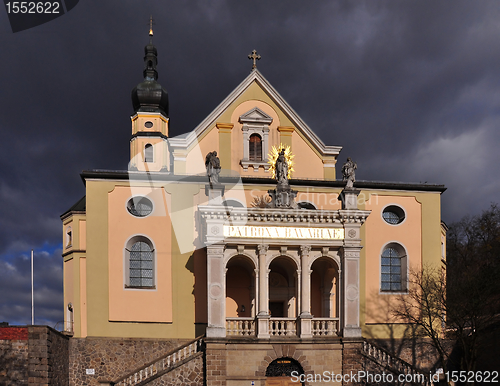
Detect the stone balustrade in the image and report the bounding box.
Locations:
[362,341,431,386]
[226,317,255,336]
[226,317,344,338]
[311,317,339,336]
[112,338,203,386]
[268,318,297,337]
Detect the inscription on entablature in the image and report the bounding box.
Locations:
[223,225,344,240]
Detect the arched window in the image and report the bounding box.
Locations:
[297,201,317,210]
[249,134,262,161]
[126,238,155,288]
[144,144,153,163]
[381,244,407,292]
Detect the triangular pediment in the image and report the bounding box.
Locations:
[170,70,341,157]
[239,107,273,124]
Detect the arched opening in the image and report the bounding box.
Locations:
[310,257,339,318]
[249,134,262,161]
[144,143,153,162]
[222,199,245,208]
[226,258,254,317]
[310,257,339,336]
[297,201,316,210]
[226,255,256,336]
[268,257,298,318]
[265,357,303,385]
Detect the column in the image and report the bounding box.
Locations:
[256,244,270,338]
[206,244,226,338]
[299,245,313,338]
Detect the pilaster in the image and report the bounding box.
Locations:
[206,244,226,338]
[217,123,233,170]
[278,126,294,148]
[257,244,270,339]
[299,244,313,338]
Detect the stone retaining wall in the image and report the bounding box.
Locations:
[0,326,69,386]
[0,331,29,385]
[69,337,187,386]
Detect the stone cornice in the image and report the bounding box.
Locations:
[198,206,370,226]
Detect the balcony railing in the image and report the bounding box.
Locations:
[312,318,339,336]
[269,318,297,336]
[226,317,255,336]
[225,317,339,338]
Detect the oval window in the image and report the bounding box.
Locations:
[127,197,153,217]
[144,121,153,128]
[382,205,405,225]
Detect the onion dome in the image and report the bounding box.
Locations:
[131,27,169,116]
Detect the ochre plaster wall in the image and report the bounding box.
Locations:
[84,180,199,339]
[185,125,219,176]
[291,130,324,180]
[359,191,442,338]
[108,186,172,323]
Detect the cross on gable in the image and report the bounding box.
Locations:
[248,50,261,70]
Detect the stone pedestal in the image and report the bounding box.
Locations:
[268,184,297,208]
[338,187,360,210]
[205,184,225,206]
[299,314,313,338]
[256,314,270,339]
[206,244,226,338]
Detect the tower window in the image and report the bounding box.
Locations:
[144,144,154,162]
[126,239,155,288]
[249,134,262,161]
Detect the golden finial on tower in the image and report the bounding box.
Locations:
[149,15,154,36]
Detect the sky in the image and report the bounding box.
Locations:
[0,1,499,327]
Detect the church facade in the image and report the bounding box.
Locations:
[61,33,446,386]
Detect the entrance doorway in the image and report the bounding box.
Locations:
[265,357,303,386]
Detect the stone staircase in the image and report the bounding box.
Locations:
[362,340,432,385]
[104,336,204,386]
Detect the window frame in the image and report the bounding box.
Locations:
[249,133,263,161]
[124,236,156,290]
[239,107,272,172]
[379,242,408,294]
[381,204,406,225]
[144,143,154,163]
[126,196,154,218]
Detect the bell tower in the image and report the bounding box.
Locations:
[129,17,170,172]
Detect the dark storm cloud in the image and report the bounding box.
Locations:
[0,0,499,325]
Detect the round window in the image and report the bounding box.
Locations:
[127,197,153,217]
[382,205,405,225]
[144,121,153,128]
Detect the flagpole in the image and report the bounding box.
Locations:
[31,249,34,325]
